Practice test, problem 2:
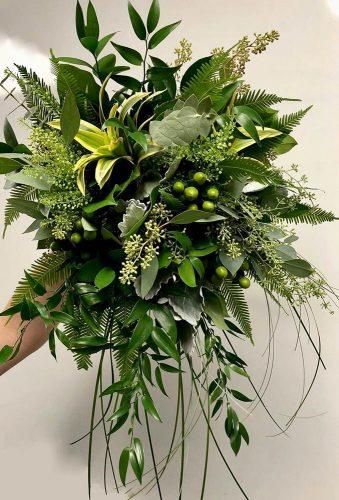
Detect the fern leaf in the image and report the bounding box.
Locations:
[12,252,70,305]
[221,157,284,185]
[13,65,60,125]
[279,203,336,224]
[3,185,37,235]
[219,280,252,338]
[181,53,232,103]
[63,318,94,371]
[235,89,297,112]
[270,106,312,133]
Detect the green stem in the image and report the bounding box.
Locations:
[144,409,163,500]
[188,357,250,500]
[142,39,149,91]
[200,374,210,500]
[178,365,185,500]
[99,372,118,493]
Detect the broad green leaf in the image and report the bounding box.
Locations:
[0,157,23,174]
[230,127,282,153]
[140,257,159,298]
[168,231,192,250]
[129,315,153,350]
[129,131,148,151]
[189,244,218,257]
[118,200,147,237]
[234,105,264,127]
[95,157,126,189]
[125,300,150,325]
[274,134,298,155]
[96,54,117,78]
[148,21,181,49]
[60,91,80,144]
[111,42,143,66]
[94,267,116,289]
[282,259,313,278]
[6,170,52,190]
[55,57,92,68]
[152,327,180,362]
[235,112,260,145]
[111,74,142,92]
[24,271,46,296]
[213,81,242,112]
[147,0,160,33]
[86,1,100,39]
[49,119,108,152]
[178,258,196,288]
[169,210,225,225]
[204,289,227,329]
[95,32,117,56]
[128,2,146,40]
[101,379,132,396]
[229,364,249,378]
[275,244,298,262]
[81,36,98,53]
[4,118,18,148]
[190,257,205,278]
[119,92,150,122]
[152,305,177,341]
[150,106,211,147]
[141,394,162,421]
[119,448,130,486]
[50,311,79,327]
[219,253,245,275]
[0,345,13,364]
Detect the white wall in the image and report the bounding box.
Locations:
[0,1,338,499]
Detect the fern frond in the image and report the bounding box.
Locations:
[221,157,284,185]
[12,252,70,305]
[3,185,37,235]
[279,203,336,225]
[13,65,60,125]
[219,280,252,338]
[181,53,232,103]
[109,303,136,379]
[235,89,295,111]
[270,106,312,133]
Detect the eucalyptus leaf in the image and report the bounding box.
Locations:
[140,257,159,298]
[219,253,245,275]
[282,259,313,278]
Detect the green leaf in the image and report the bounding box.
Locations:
[131,438,144,483]
[180,56,211,92]
[60,91,80,145]
[159,362,182,373]
[169,231,192,250]
[4,118,18,148]
[141,394,162,421]
[81,36,98,53]
[169,210,224,225]
[76,1,86,40]
[129,315,153,350]
[71,336,108,348]
[129,131,148,152]
[102,379,132,396]
[50,311,79,327]
[178,258,196,288]
[150,106,211,147]
[94,267,116,289]
[108,404,130,421]
[149,21,181,49]
[128,2,146,40]
[7,199,45,220]
[229,364,249,378]
[203,289,227,329]
[219,253,245,275]
[230,389,252,403]
[55,57,92,68]
[86,1,99,38]
[0,157,23,174]
[0,345,13,364]
[119,448,130,486]
[190,257,205,278]
[282,259,313,278]
[239,422,250,445]
[152,327,180,362]
[213,81,242,112]
[234,105,264,127]
[24,271,46,296]
[155,366,168,396]
[125,300,150,325]
[189,244,218,257]
[140,256,159,298]
[275,244,298,262]
[95,32,117,56]
[235,113,260,145]
[6,170,52,190]
[111,42,143,66]
[152,306,177,341]
[147,0,160,33]
[96,54,117,78]
[274,134,297,155]
[112,74,142,92]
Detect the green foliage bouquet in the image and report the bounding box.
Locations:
[0,1,337,498]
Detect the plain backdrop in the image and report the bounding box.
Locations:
[0,1,338,499]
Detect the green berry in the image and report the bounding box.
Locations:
[193,171,207,185]
[206,187,220,200]
[184,186,199,201]
[84,230,97,241]
[202,200,215,212]
[70,232,82,245]
[241,261,250,271]
[215,266,228,279]
[187,203,199,211]
[74,219,83,231]
[173,181,185,194]
[238,277,251,289]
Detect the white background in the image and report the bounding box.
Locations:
[0,1,338,499]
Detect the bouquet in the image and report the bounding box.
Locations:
[0,1,337,498]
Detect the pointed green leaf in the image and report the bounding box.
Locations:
[119,447,130,486]
[86,1,99,38]
[76,1,86,40]
[282,259,313,278]
[4,118,18,148]
[155,366,168,396]
[94,267,116,290]
[61,91,80,145]
[141,394,162,421]
[178,258,196,288]
[95,32,117,56]
[128,2,146,40]
[111,42,143,66]
[147,0,160,33]
[149,21,181,49]
[24,271,46,296]
[140,256,159,298]
[129,315,153,350]
[0,157,23,174]
[152,327,180,362]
